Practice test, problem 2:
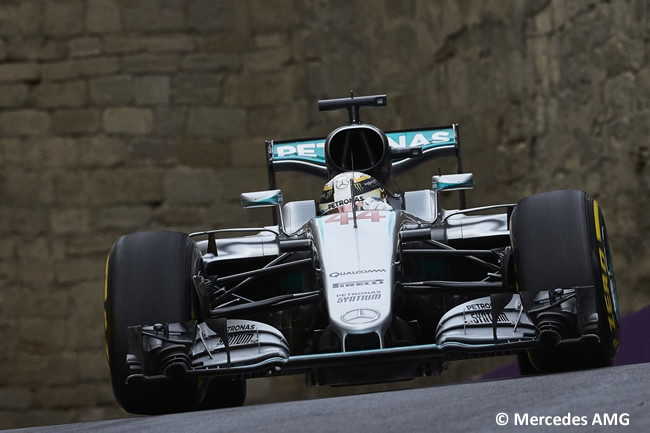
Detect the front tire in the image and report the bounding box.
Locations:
[105,231,205,414]
[511,190,620,373]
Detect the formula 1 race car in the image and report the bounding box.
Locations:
[104,93,621,414]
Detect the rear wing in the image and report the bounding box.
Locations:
[265,124,463,190]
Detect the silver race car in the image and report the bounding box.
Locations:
[104,94,620,414]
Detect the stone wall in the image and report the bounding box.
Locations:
[0,0,647,428]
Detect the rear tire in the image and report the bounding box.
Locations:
[105,231,205,414]
[511,190,620,373]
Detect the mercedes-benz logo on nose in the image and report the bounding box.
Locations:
[341,309,380,324]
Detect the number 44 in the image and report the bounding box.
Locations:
[325,211,386,225]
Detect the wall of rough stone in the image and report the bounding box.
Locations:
[0,0,647,428]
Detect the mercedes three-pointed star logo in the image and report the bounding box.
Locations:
[341,308,380,324]
[335,178,350,190]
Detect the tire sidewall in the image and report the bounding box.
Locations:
[104,231,204,414]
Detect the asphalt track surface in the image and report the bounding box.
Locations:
[11,362,649,433]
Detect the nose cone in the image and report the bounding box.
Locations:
[313,210,399,344]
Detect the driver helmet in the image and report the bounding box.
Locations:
[318,172,391,215]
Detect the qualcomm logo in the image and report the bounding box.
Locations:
[341,308,380,324]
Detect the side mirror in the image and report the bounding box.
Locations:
[432,173,474,192]
[241,189,286,234]
[241,189,283,208]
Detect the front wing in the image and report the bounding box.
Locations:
[124,290,602,385]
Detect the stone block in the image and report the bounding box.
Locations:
[0,207,49,235]
[41,58,120,80]
[204,201,260,227]
[134,76,170,105]
[94,382,118,406]
[19,318,67,352]
[32,81,87,108]
[153,107,187,136]
[198,32,253,53]
[176,138,231,167]
[603,72,636,114]
[40,61,78,80]
[50,208,91,234]
[213,168,268,202]
[123,136,178,167]
[15,259,54,288]
[52,109,101,135]
[186,107,245,136]
[0,1,41,36]
[246,100,309,137]
[163,168,222,205]
[171,73,224,104]
[0,388,32,410]
[89,75,133,105]
[15,237,59,265]
[43,0,84,36]
[230,137,269,168]
[68,37,102,58]
[603,38,644,78]
[0,262,17,287]
[122,53,179,73]
[0,238,15,260]
[54,168,163,206]
[102,35,146,54]
[0,137,22,166]
[181,53,240,72]
[145,35,196,53]
[86,0,121,33]
[66,233,118,258]
[103,107,154,134]
[154,205,206,226]
[243,47,291,72]
[65,313,103,351]
[189,0,238,30]
[255,33,289,48]
[23,137,78,168]
[42,353,80,385]
[77,135,127,168]
[79,352,108,381]
[224,71,294,106]
[77,57,122,77]
[0,110,50,136]
[0,63,39,82]
[55,259,104,286]
[95,205,153,229]
[34,384,100,409]
[248,0,300,30]
[0,289,21,320]
[12,289,68,320]
[0,84,28,107]
[124,0,186,31]
[4,37,67,61]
